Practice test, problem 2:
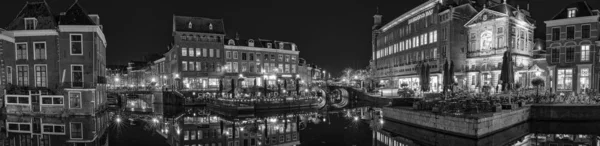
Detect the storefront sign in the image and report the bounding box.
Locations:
[408,10,433,24]
[281,74,293,78]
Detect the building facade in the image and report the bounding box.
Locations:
[2,1,108,115]
[164,15,226,91]
[224,38,300,95]
[0,29,15,107]
[463,2,538,92]
[545,1,600,94]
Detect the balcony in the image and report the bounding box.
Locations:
[467,48,507,58]
[59,82,97,89]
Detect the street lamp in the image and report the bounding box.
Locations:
[151,78,157,82]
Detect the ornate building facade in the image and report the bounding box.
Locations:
[463,2,539,92]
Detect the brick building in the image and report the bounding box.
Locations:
[0,29,15,107]
[2,1,107,115]
[224,37,300,94]
[164,15,226,91]
[545,1,600,94]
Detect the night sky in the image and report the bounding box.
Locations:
[1,0,599,76]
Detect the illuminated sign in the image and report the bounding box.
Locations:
[408,10,433,24]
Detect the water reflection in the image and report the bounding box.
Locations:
[372,117,600,146]
[4,94,600,146]
[1,112,112,146]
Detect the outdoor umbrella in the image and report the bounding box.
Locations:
[500,51,514,91]
[231,79,235,98]
[264,78,268,96]
[449,61,455,92]
[443,60,449,94]
[220,120,224,135]
[219,79,223,97]
[264,119,268,137]
[296,79,300,96]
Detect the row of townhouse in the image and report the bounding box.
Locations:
[103,15,329,97]
[0,1,108,115]
[371,0,600,94]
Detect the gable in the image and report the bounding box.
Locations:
[464,9,507,27]
[6,2,57,30]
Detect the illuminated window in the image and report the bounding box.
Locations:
[568,8,577,18]
[557,69,572,90]
[580,68,590,90]
[581,45,590,61]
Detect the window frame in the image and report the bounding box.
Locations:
[581,45,590,61]
[6,122,32,133]
[41,96,64,106]
[552,27,561,41]
[68,92,82,109]
[24,18,37,30]
[16,64,29,86]
[34,64,48,87]
[6,66,13,84]
[582,24,591,39]
[70,34,84,55]
[15,42,28,60]
[41,123,66,135]
[566,26,575,40]
[71,64,84,88]
[33,41,47,60]
[70,122,84,139]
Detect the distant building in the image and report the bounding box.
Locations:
[0,29,15,107]
[545,1,600,94]
[464,1,540,92]
[224,37,300,93]
[2,1,108,115]
[371,0,483,92]
[164,15,226,90]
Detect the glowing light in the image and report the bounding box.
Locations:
[323,118,326,122]
[151,78,157,82]
[153,118,158,123]
[269,118,277,123]
[176,128,181,135]
[353,116,358,121]
[175,74,180,78]
[115,78,120,82]
[116,117,122,123]
[240,127,245,131]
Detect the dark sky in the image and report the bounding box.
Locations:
[1,0,599,76]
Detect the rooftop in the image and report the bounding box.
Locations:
[173,15,225,34]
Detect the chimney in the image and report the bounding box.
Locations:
[88,14,100,25]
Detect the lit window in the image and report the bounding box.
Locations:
[248,39,254,47]
[581,45,590,61]
[226,51,231,59]
[580,68,590,89]
[228,39,235,45]
[267,43,272,48]
[568,8,577,18]
[189,48,194,57]
[25,18,37,30]
[210,49,214,57]
[196,48,201,57]
[233,51,238,59]
[70,34,83,55]
[188,22,193,29]
[557,69,572,90]
[209,23,213,30]
[6,67,12,84]
[203,48,208,57]
[182,61,188,71]
[189,62,195,71]
[182,48,187,56]
[35,65,47,87]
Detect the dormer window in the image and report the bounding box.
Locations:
[279,42,284,49]
[25,18,37,30]
[292,44,297,51]
[209,23,213,30]
[228,39,235,45]
[267,43,272,48]
[248,39,255,47]
[568,8,577,18]
[188,22,193,29]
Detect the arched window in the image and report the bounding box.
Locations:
[209,23,213,30]
[248,39,255,47]
[181,34,186,41]
[267,43,272,48]
[188,22,193,29]
[279,42,284,49]
[228,39,236,45]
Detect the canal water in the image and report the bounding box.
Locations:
[1,98,599,146]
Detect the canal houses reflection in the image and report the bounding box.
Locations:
[2,112,113,146]
[157,107,317,146]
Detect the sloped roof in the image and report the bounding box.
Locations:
[224,37,297,51]
[550,1,597,20]
[5,1,57,30]
[486,3,535,24]
[173,15,225,34]
[58,2,96,25]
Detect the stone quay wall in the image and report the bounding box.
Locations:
[530,104,600,121]
[382,107,530,138]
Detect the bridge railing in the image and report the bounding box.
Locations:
[206,96,321,107]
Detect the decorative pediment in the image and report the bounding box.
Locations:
[528,64,544,72]
[464,9,508,27]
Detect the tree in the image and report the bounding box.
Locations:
[531,78,545,102]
